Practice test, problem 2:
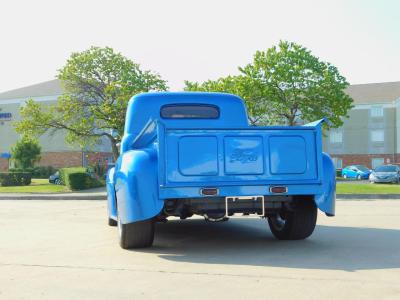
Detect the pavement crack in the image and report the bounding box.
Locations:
[0,262,397,285]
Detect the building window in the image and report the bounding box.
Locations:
[371,130,384,142]
[332,157,343,169]
[329,130,342,144]
[370,105,384,117]
[372,158,384,169]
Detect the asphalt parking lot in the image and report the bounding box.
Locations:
[0,199,399,300]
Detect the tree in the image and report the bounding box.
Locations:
[11,136,41,169]
[185,41,353,128]
[185,76,273,125]
[16,47,168,160]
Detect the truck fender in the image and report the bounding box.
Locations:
[314,152,336,216]
[106,167,117,220]
[114,148,163,224]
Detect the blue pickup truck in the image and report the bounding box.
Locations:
[106,92,336,249]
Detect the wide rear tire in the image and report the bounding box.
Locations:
[118,217,155,249]
[108,218,117,226]
[268,200,317,240]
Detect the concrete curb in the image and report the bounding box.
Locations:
[0,194,107,200]
[1,193,399,201]
[336,194,400,200]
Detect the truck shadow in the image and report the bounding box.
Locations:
[135,218,400,272]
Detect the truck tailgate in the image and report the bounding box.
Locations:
[159,125,323,187]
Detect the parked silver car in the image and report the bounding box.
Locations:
[369,165,400,183]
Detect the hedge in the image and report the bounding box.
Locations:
[59,167,104,191]
[0,172,32,186]
[9,166,57,179]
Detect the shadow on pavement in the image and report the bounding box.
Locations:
[134,218,400,271]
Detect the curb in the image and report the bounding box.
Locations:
[336,194,400,200]
[0,194,107,200]
[1,194,399,201]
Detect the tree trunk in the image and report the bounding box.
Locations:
[111,140,120,162]
[288,114,296,126]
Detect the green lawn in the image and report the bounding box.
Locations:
[337,182,400,194]
[0,179,69,193]
[2,178,399,194]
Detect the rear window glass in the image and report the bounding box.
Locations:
[375,165,397,172]
[160,104,220,119]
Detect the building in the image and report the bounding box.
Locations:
[1,79,400,171]
[324,81,400,169]
[0,80,113,171]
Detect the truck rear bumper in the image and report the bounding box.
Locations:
[159,184,324,199]
[159,182,335,217]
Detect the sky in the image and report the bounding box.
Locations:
[0,0,399,92]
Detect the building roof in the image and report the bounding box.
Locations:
[1,79,400,105]
[0,79,63,100]
[346,81,400,104]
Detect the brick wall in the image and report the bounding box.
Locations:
[0,158,9,171]
[331,154,399,169]
[37,152,83,168]
[1,151,114,171]
[84,152,114,166]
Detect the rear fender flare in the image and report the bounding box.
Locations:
[314,152,336,216]
[106,167,117,220]
[114,149,163,224]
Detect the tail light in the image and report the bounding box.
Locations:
[200,188,219,196]
[269,186,288,194]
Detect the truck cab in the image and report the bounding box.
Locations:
[106,92,336,249]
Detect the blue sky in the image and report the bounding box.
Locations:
[0,0,399,92]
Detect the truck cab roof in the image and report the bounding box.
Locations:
[125,92,249,135]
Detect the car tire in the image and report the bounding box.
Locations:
[108,218,117,226]
[268,200,317,240]
[357,174,361,180]
[118,217,155,249]
[55,179,62,185]
[343,174,347,179]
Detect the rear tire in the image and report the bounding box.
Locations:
[357,174,361,180]
[108,218,117,226]
[118,217,155,249]
[343,174,347,179]
[268,200,317,240]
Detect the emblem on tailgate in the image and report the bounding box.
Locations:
[230,149,258,163]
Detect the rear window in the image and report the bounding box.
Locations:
[355,165,369,172]
[160,104,220,119]
[375,165,397,172]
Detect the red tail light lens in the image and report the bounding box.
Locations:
[270,186,288,194]
[200,188,219,196]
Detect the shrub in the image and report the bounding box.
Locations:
[336,169,342,177]
[32,166,57,178]
[11,136,41,169]
[59,167,104,190]
[0,172,32,186]
[9,166,56,179]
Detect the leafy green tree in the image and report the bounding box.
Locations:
[186,41,353,127]
[185,76,272,125]
[11,136,41,169]
[16,47,168,160]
